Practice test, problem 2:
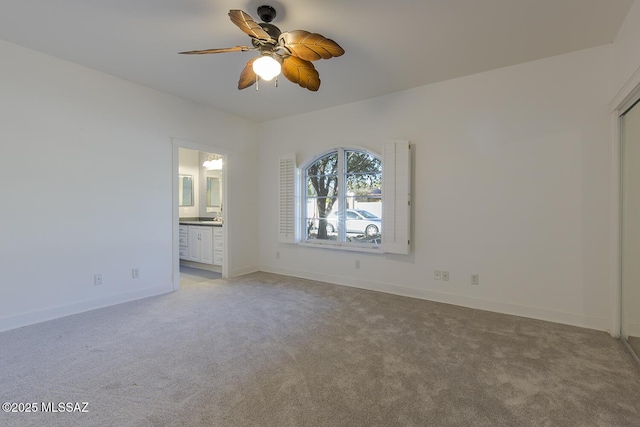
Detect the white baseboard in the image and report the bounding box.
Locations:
[0,284,174,333]
[259,265,609,332]
[625,321,640,337]
[2,267,609,334]
[229,265,260,277]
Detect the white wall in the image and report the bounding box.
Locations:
[178,148,200,218]
[4,4,640,334]
[0,39,259,332]
[259,45,613,330]
[612,0,640,100]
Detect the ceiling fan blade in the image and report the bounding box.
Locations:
[179,46,253,55]
[279,30,345,61]
[282,56,320,91]
[238,58,258,90]
[229,10,273,42]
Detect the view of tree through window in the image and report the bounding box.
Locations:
[305,148,382,245]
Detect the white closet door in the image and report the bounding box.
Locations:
[622,99,640,358]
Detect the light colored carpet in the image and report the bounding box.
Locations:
[1,272,639,426]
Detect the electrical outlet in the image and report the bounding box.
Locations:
[355,260,361,269]
[94,274,103,286]
[434,270,442,280]
[132,268,140,279]
[471,274,479,285]
[442,270,450,281]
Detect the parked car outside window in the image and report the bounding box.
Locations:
[326,209,381,237]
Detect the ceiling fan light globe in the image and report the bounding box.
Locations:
[253,56,281,81]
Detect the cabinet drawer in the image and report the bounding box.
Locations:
[213,253,223,266]
[214,228,224,238]
[214,239,223,249]
[179,225,188,233]
[179,247,188,258]
[179,234,188,246]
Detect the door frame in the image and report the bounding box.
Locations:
[172,138,230,289]
[610,67,640,338]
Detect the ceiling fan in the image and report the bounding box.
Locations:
[179,5,344,91]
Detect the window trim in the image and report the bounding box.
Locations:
[278,141,411,255]
[278,153,298,244]
[381,140,411,255]
[300,145,383,252]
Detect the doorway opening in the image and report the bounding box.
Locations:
[173,141,228,289]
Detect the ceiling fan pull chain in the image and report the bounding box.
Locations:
[255,75,259,91]
[275,76,278,88]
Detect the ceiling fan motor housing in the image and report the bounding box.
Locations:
[259,23,281,39]
[257,5,276,22]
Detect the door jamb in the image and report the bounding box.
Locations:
[172,138,230,290]
[609,67,640,338]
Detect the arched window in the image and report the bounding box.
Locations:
[278,141,410,254]
[304,148,382,246]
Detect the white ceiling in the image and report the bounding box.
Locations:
[0,0,633,122]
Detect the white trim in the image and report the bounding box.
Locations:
[278,153,298,243]
[382,140,411,254]
[172,142,180,290]
[298,240,383,254]
[610,65,640,113]
[259,265,609,331]
[609,64,640,338]
[298,144,381,169]
[610,112,622,338]
[0,285,173,333]
[229,265,260,277]
[172,138,232,281]
[300,146,383,251]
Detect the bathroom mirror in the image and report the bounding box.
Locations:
[206,175,221,209]
[179,175,194,207]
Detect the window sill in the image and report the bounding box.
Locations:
[299,240,384,254]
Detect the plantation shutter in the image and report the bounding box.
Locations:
[382,141,411,254]
[279,153,298,243]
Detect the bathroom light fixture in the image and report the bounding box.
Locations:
[203,155,223,170]
[252,54,281,81]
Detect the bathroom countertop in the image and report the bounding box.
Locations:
[179,221,223,226]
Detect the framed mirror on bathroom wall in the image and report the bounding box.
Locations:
[179,174,194,207]
[206,171,221,213]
